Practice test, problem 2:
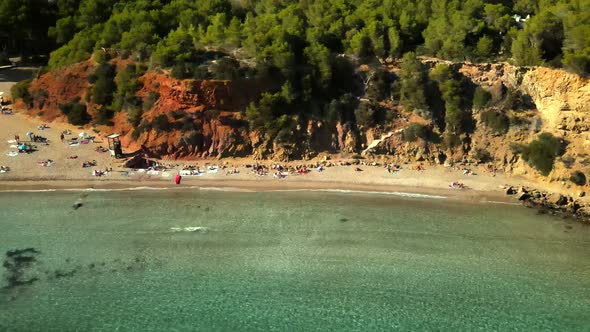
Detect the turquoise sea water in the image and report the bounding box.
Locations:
[0,189,589,331]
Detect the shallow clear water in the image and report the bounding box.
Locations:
[0,189,589,331]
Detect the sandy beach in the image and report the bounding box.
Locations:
[0,107,559,205]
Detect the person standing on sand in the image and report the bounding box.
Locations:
[15,134,19,143]
[60,133,65,142]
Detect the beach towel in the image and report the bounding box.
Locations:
[146,170,160,175]
[6,151,18,157]
[69,142,79,147]
[9,145,17,148]
[7,140,16,144]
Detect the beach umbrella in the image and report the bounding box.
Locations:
[79,132,88,137]
[18,144,27,150]
[26,132,33,136]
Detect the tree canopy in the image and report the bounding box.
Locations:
[0,0,587,75]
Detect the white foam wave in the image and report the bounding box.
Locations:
[485,200,520,206]
[268,188,447,199]
[0,189,58,193]
[0,185,253,193]
[0,186,444,198]
[196,186,254,192]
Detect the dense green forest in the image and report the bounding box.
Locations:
[0,0,588,74]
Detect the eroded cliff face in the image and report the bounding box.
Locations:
[122,72,264,159]
[458,62,590,184]
[22,58,590,185]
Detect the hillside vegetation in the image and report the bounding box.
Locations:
[5,0,590,185]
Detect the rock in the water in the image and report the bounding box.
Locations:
[517,192,531,201]
[505,186,516,195]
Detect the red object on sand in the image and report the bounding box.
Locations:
[175,174,182,184]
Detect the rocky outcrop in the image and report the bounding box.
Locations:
[505,185,590,223]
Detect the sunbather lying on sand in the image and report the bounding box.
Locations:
[82,160,97,168]
[226,168,240,175]
[93,169,106,177]
[449,181,466,189]
[37,159,54,167]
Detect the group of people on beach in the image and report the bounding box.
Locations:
[0,95,12,114]
[386,164,402,173]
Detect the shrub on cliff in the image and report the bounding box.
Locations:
[325,94,358,123]
[521,133,563,176]
[472,87,491,110]
[354,103,376,128]
[112,64,142,112]
[245,93,287,132]
[403,123,429,142]
[32,89,49,108]
[443,133,462,149]
[398,52,429,115]
[430,63,471,134]
[127,107,143,128]
[475,148,493,163]
[95,107,114,126]
[10,80,32,105]
[481,110,509,134]
[171,62,193,79]
[570,171,587,186]
[366,69,392,102]
[143,91,160,111]
[211,57,241,80]
[152,114,171,132]
[92,63,116,105]
[59,98,91,126]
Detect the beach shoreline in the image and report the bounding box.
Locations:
[0,176,513,203]
[1,111,586,213]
